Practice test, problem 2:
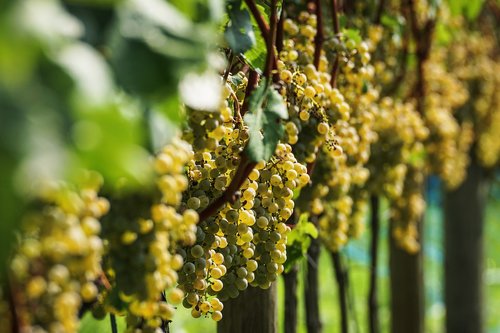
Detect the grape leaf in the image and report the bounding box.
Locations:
[224,1,256,54]
[108,0,212,99]
[284,213,318,272]
[242,2,268,71]
[244,81,288,162]
[446,0,485,20]
[343,28,362,44]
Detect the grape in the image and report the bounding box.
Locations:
[9,176,108,332]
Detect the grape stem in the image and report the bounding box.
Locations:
[229,89,243,124]
[99,271,112,290]
[222,50,234,84]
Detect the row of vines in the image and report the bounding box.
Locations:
[0,0,499,333]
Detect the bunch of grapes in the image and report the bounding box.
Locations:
[99,139,198,332]
[278,12,346,164]
[177,76,311,320]
[277,10,383,252]
[446,19,500,169]
[9,175,108,333]
[389,164,426,253]
[423,48,473,190]
[366,97,428,200]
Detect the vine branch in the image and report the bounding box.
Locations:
[241,70,259,116]
[276,2,286,53]
[374,0,385,25]
[244,0,270,37]
[405,0,436,110]
[330,0,340,87]
[198,155,256,222]
[265,0,279,81]
[313,0,325,69]
[244,0,278,79]
[331,0,340,35]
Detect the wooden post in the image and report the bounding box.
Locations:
[217,284,277,333]
[444,156,487,333]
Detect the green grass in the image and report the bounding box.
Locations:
[80,198,500,333]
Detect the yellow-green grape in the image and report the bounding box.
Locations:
[103,138,196,331]
[9,176,108,332]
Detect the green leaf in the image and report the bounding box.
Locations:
[284,213,318,272]
[284,242,303,272]
[243,29,266,72]
[342,28,362,44]
[303,222,319,239]
[108,0,213,99]
[465,0,485,19]
[244,81,288,162]
[446,0,485,20]
[79,312,126,333]
[241,2,268,71]
[224,1,256,54]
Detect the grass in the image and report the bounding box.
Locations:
[80,197,500,333]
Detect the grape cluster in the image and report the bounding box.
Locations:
[278,10,381,252]
[278,12,346,164]
[100,139,198,332]
[445,19,500,169]
[423,48,473,190]
[175,73,313,320]
[389,165,426,253]
[9,174,108,333]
